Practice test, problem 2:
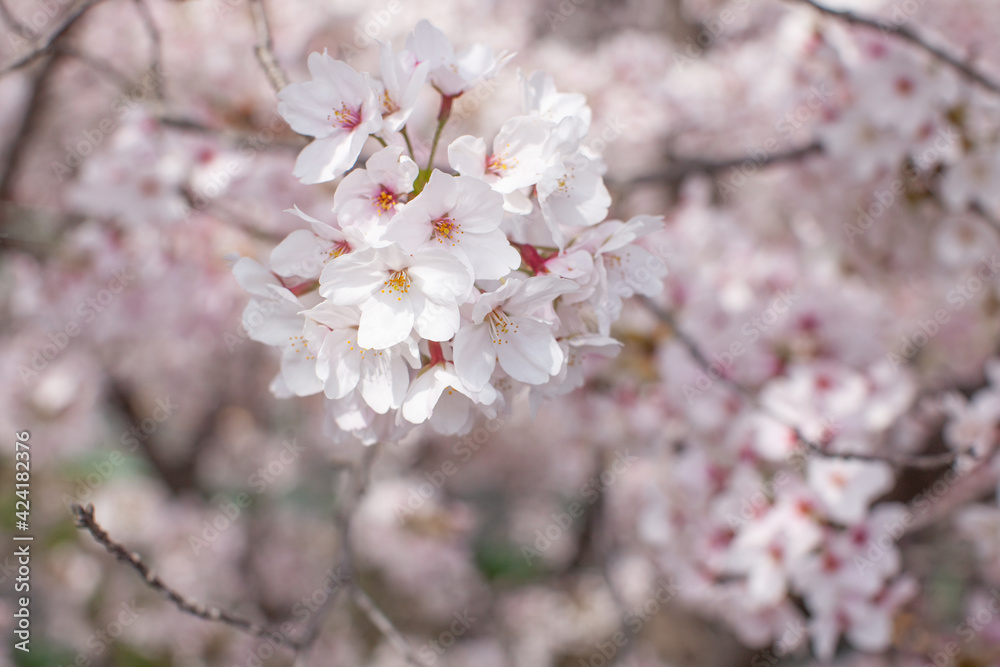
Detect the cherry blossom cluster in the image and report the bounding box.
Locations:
[234,20,665,444]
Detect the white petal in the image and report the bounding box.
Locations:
[448,135,487,178]
[360,349,408,413]
[270,229,326,278]
[280,344,323,396]
[319,251,385,305]
[357,292,414,349]
[504,276,578,315]
[317,330,361,398]
[292,132,367,185]
[453,323,496,391]
[232,257,276,296]
[496,317,563,384]
[401,367,447,424]
[413,294,461,342]
[453,229,521,281]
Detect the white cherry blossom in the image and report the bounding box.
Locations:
[319,243,473,350]
[452,276,576,390]
[278,51,382,184]
[383,170,521,280]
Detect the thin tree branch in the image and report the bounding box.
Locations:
[0,54,59,205]
[0,0,27,33]
[131,0,164,100]
[342,449,430,667]
[342,447,429,667]
[638,295,959,470]
[905,456,1000,533]
[351,587,430,667]
[247,0,288,92]
[161,115,304,150]
[72,503,290,643]
[970,201,1000,238]
[291,458,364,657]
[293,445,429,667]
[626,141,823,187]
[0,0,108,78]
[57,45,133,88]
[791,0,1000,96]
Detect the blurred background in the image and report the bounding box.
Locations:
[3,0,1000,665]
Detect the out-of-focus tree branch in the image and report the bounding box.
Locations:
[297,444,433,667]
[73,503,292,642]
[56,45,133,87]
[638,295,960,470]
[0,0,27,33]
[623,140,823,188]
[248,0,289,92]
[0,55,60,205]
[0,0,109,77]
[131,0,164,100]
[791,0,1000,96]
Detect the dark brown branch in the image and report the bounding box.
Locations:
[0,54,59,205]
[106,380,203,496]
[338,448,428,666]
[638,295,959,470]
[72,503,291,643]
[0,0,27,33]
[970,201,1000,238]
[292,446,428,667]
[57,45,133,88]
[247,0,288,92]
[626,141,823,187]
[0,0,108,78]
[351,587,429,667]
[73,444,425,666]
[791,0,1000,96]
[131,0,164,100]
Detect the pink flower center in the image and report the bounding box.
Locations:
[381,270,410,300]
[329,103,362,130]
[325,240,352,259]
[895,77,914,97]
[486,150,517,177]
[381,90,400,115]
[372,188,398,214]
[432,216,462,244]
[487,309,517,344]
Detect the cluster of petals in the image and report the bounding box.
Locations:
[237,22,666,443]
